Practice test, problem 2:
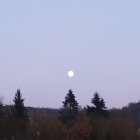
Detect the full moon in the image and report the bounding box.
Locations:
[68,71,74,77]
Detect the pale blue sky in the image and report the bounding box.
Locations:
[0,0,140,108]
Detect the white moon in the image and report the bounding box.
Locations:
[68,71,74,77]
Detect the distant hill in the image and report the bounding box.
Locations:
[26,106,60,117]
[26,106,85,118]
[3,105,60,118]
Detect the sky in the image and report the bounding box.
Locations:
[0,0,140,109]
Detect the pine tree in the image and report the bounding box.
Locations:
[11,89,28,138]
[91,93,101,110]
[86,92,108,117]
[12,89,28,120]
[60,89,79,123]
[63,89,78,110]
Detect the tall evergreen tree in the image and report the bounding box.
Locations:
[10,90,29,139]
[60,89,79,123]
[86,92,108,117]
[12,89,28,120]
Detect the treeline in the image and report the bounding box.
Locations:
[0,89,139,140]
[110,102,140,127]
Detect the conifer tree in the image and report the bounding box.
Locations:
[86,92,108,117]
[60,89,79,123]
[12,89,28,120]
[11,89,28,138]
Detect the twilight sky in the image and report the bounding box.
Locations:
[0,0,140,109]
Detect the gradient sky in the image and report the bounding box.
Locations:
[0,0,140,109]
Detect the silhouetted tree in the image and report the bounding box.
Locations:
[60,89,79,123]
[11,89,28,139]
[12,89,28,120]
[86,92,108,117]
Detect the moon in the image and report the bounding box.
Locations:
[68,71,74,77]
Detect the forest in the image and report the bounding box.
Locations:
[0,89,140,140]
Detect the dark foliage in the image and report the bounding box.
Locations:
[86,92,108,117]
[10,90,29,139]
[0,89,139,140]
[110,102,140,127]
[59,89,79,124]
[12,89,28,120]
